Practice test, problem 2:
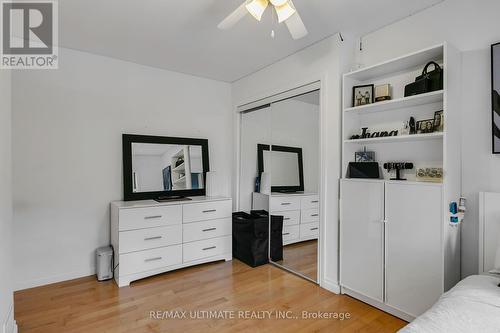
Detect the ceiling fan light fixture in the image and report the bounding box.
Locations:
[269,0,288,6]
[275,2,296,23]
[246,0,269,21]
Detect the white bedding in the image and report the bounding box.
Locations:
[399,275,500,333]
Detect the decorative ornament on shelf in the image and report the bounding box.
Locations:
[350,127,399,140]
[416,167,443,183]
[374,84,391,102]
[384,162,414,181]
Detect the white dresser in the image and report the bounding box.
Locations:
[111,196,232,287]
[252,192,319,245]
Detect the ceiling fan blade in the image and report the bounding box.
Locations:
[218,2,249,30]
[285,11,308,39]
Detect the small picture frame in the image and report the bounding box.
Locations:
[352,84,374,107]
[433,110,444,132]
[355,151,375,162]
[416,119,435,134]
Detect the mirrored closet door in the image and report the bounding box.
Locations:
[239,88,321,283]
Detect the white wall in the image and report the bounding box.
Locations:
[0,70,14,330]
[12,47,232,290]
[356,0,500,278]
[233,34,353,292]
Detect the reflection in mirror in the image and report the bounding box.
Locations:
[258,144,304,192]
[269,90,320,282]
[131,143,204,192]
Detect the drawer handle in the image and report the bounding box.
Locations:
[283,232,290,236]
[202,209,217,213]
[310,227,319,231]
[144,215,162,220]
[311,200,319,203]
[281,203,291,206]
[145,257,162,262]
[202,228,217,232]
[202,246,216,251]
[144,236,162,241]
[283,218,291,221]
[311,214,319,217]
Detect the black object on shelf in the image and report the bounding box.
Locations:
[251,210,283,262]
[405,61,443,97]
[384,162,414,181]
[348,162,380,179]
[232,212,269,267]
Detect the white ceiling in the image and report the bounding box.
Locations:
[59,0,443,82]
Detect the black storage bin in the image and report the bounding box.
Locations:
[250,210,284,262]
[232,212,269,267]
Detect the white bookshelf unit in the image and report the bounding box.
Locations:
[340,43,462,321]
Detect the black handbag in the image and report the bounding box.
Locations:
[404,61,443,97]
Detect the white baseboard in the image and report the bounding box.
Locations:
[15,266,95,291]
[322,278,340,294]
[2,303,17,333]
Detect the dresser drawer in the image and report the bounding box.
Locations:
[119,225,182,254]
[270,196,301,212]
[119,245,182,276]
[183,200,232,223]
[301,195,320,210]
[301,208,320,223]
[183,236,231,262]
[282,225,300,243]
[183,218,231,243]
[119,206,182,231]
[300,222,319,239]
[272,210,300,226]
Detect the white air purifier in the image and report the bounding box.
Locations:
[96,246,113,281]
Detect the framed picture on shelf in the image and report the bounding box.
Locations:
[355,150,375,162]
[352,84,374,107]
[416,119,435,134]
[491,42,500,154]
[433,110,444,132]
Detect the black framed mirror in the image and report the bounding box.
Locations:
[123,134,209,201]
[257,144,304,193]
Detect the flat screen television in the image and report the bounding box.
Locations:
[257,144,304,193]
[123,134,209,201]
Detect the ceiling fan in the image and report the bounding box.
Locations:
[218,0,308,40]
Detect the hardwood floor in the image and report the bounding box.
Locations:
[275,240,318,281]
[15,260,406,333]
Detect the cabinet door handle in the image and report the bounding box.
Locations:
[281,203,291,206]
[202,246,216,251]
[283,232,290,236]
[311,200,319,203]
[144,215,162,220]
[311,214,319,217]
[202,228,217,232]
[202,209,217,213]
[310,227,319,231]
[145,257,162,262]
[144,236,162,241]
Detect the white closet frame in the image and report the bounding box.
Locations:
[234,79,329,288]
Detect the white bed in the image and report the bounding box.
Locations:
[399,274,500,333]
[400,192,500,333]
